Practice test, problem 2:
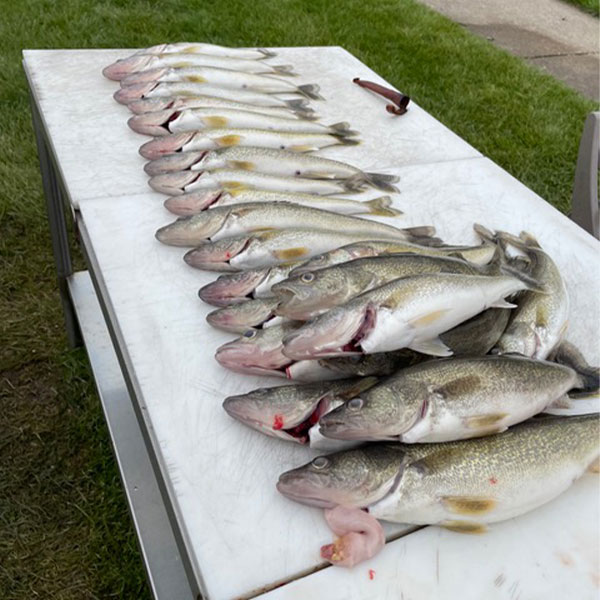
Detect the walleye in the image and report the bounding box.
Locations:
[103,53,294,81]
[139,129,359,160]
[206,297,283,332]
[144,147,399,192]
[272,254,490,320]
[114,81,312,108]
[319,355,590,443]
[156,203,419,247]
[223,378,378,445]
[129,108,354,137]
[277,415,600,532]
[493,231,568,359]
[282,271,542,359]
[183,228,439,272]
[149,169,363,196]
[128,96,316,119]
[134,43,276,60]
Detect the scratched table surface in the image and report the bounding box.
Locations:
[23,47,599,600]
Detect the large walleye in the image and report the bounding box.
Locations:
[493,231,568,359]
[164,189,400,218]
[155,203,421,247]
[103,52,294,81]
[319,355,593,443]
[139,129,359,160]
[272,254,494,320]
[144,147,399,193]
[183,228,440,272]
[149,169,363,196]
[129,108,355,137]
[134,42,277,60]
[282,270,542,359]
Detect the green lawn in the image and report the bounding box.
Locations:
[0,1,597,598]
[563,0,599,16]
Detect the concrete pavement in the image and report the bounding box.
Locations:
[417,0,599,100]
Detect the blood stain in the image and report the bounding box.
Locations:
[369,569,375,580]
[273,414,284,430]
[489,477,498,485]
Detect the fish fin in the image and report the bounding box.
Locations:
[342,177,368,193]
[409,309,451,328]
[272,64,296,76]
[285,98,309,109]
[551,341,600,392]
[363,172,400,193]
[441,520,488,534]
[434,375,482,398]
[587,457,600,474]
[442,496,497,515]
[215,134,243,147]
[546,394,573,410]
[334,135,361,146]
[294,110,319,121]
[464,413,508,429]
[334,376,380,400]
[185,75,207,83]
[170,61,195,68]
[204,116,228,128]
[290,144,319,152]
[229,160,255,170]
[297,84,324,100]
[365,196,403,217]
[499,263,547,294]
[221,182,250,191]
[258,48,277,58]
[301,170,338,179]
[409,336,453,357]
[489,299,518,309]
[273,247,311,260]
[518,230,542,248]
[473,223,497,244]
[329,122,359,137]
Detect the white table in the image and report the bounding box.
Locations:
[24,47,600,600]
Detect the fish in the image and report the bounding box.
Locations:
[319,355,588,443]
[127,95,317,119]
[114,81,312,108]
[164,189,401,218]
[103,52,295,81]
[282,270,542,360]
[277,415,600,532]
[214,321,302,377]
[149,169,363,196]
[198,263,301,306]
[120,66,323,99]
[206,297,283,332]
[139,129,359,160]
[130,108,353,138]
[222,378,378,445]
[491,230,569,359]
[156,203,423,247]
[183,228,439,272]
[133,43,277,60]
[144,147,399,192]
[272,254,492,320]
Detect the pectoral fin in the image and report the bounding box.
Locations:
[409,337,453,357]
[203,116,228,128]
[221,181,249,191]
[441,520,488,534]
[442,496,496,515]
[186,75,207,83]
[230,160,256,170]
[273,247,310,260]
[464,413,508,429]
[409,309,450,328]
[490,299,517,309]
[290,144,318,152]
[216,134,243,147]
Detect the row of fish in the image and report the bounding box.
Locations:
[103,43,599,570]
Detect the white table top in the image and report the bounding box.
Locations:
[24,47,600,600]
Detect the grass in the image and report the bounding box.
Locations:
[0,1,597,598]
[562,0,599,16]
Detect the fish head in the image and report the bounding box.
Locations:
[128,97,178,114]
[113,81,158,104]
[144,151,208,176]
[184,235,252,270]
[129,109,182,137]
[149,170,204,195]
[102,54,156,80]
[164,190,225,216]
[120,67,169,87]
[277,445,406,508]
[139,132,196,160]
[198,269,269,306]
[155,211,228,246]
[206,298,277,332]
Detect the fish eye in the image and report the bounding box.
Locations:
[311,456,330,470]
[347,397,363,411]
[243,329,257,338]
[300,272,315,283]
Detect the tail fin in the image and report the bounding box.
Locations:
[293,109,319,121]
[499,263,547,294]
[473,223,497,244]
[342,178,367,193]
[271,64,297,76]
[297,84,324,100]
[363,172,400,193]
[258,48,277,59]
[334,135,360,146]
[550,340,600,393]
[329,122,359,137]
[518,230,542,248]
[402,226,444,247]
[285,98,309,110]
[364,196,403,217]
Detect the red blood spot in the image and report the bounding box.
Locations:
[489,477,498,485]
[369,569,375,580]
[225,252,231,259]
[273,414,284,430]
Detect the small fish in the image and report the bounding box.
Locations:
[114,82,311,108]
[129,108,353,137]
[133,43,276,60]
[127,95,316,119]
[149,169,362,196]
[156,203,423,247]
[139,129,359,160]
[164,189,401,218]
[145,147,398,193]
[319,355,587,443]
[206,297,283,332]
[183,228,438,272]
[277,415,600,532]
[103,52,294,81]
[282,270,543,360]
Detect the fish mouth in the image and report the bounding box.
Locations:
[164,190,224,216]
[198,270,268,306]
[102,55,154,80]
[128,98,176,114]
[184,237,252,271]
[149,171,202,195]
[129,109,183,137]
[139,132,195,160]
[273,282,338,320]
[144,151,208,175]
[276,472,339,508]
[113,82,159,104]
[120,67,169,87]
[214,342,292,377]
[205,306,278,333]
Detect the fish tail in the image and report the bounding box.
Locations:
[402,226,444,247]
[363,172,400,192]
[297,84,324,100]
[551,341,600,393]
[473,223,497,244]
[285,98,310,110]
[329,122,360,137]
[365,196,403,217]
[342,177,368,193]
[518,230,542,248]
[334,135,361,146]
[499,263,547,294]
[258,48,277,59]
[294,109,319,121]
[271,64,297,76]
